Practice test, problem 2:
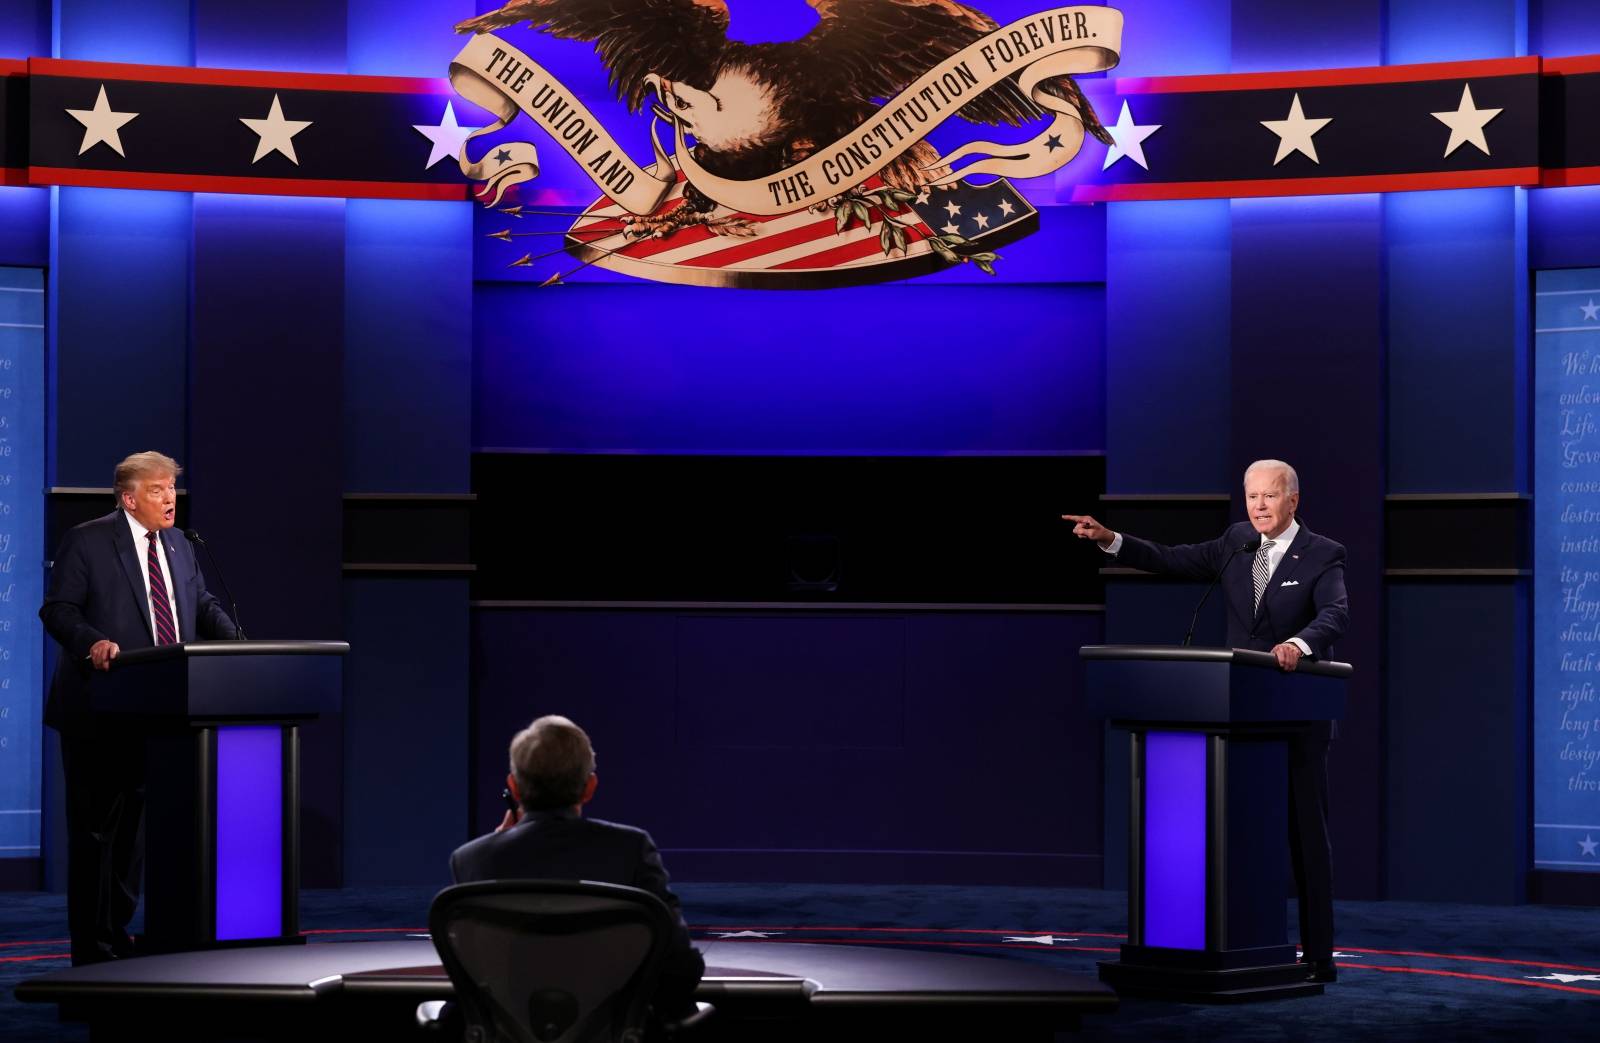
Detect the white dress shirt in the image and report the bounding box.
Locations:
[124,510,181,643]
[1103,519,1310,655]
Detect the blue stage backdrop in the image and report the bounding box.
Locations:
[474,282,1104,455]
[0,266,45,865]
[1535,267,1600,873]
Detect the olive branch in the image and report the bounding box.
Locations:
[831,187,1001,276]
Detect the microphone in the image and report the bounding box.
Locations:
[1182,540,1258,647]
[184,529,247,640]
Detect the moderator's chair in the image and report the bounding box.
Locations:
[425,880,711,1043]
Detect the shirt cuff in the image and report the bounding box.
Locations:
[1288,637,1312,657]
[1103,532,1123,555]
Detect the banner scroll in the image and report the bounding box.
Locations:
[450,5,1122,215]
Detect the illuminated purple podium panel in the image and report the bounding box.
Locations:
[91,641,348,954]
[1080,646,1349,1002]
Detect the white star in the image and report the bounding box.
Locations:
[711,930,781,939]
[1102,100,1161,171]
[998,199,1016,217]
[941,222,960,235]
[914,188,931,205]
[944,200,962,218]
[1581,834,1599,857]
[412,101,483,170]
[973,212,991,230]
[1581,299,1600,322]
[1431,83,1501,158]
[1261,93,1332,166]
[240,94,313,165]
[65,85,138,158]
[1002,935,1080,946]
[1528,972,1600,984]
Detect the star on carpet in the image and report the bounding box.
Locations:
[1003,935,1081,946]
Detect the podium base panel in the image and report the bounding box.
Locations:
[1097,958,1323,1003]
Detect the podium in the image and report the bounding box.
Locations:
[1080,645,1350,1001]
[90,640,347,953]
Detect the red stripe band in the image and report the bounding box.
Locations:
[1542,166,1600,188]
[29,167,471,201]
[1116,56,1540,95]
[1546,55,1600,76]
[1073,167,1541,202]
[28,57,446,96]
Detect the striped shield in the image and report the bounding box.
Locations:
[548,169,1039,289]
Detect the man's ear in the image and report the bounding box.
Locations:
[506,772,521,803]
[580,773,598,806]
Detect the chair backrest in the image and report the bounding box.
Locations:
[429,880,675,1043]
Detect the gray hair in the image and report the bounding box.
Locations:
[509,715,596,810]
[1243,459,1299,494]
[113,451,181,507]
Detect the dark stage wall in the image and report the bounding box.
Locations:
[4,0,1600,904]
[470,608,1107,886]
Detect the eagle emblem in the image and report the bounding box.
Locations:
[450,1,1123,287]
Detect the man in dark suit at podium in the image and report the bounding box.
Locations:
[1064,459,1348,983]
[451,715,705,1017]
[39,451,240,965]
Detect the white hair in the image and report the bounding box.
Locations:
[1243,459,1299,494]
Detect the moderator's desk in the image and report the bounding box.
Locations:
[17,937,1117,1041]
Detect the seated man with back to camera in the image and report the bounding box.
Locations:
[450,715,705,1017]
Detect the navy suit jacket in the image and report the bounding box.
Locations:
[40,510,239,733]
[1113,519,1349,658]
[450,809,704,1013]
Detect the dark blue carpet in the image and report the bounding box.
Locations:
[4,883,1598,1040]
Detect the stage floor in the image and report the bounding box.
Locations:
[6,883,1600,1041]
[15,936,1115,1041]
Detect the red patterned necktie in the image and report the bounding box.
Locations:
[146,531,177,645]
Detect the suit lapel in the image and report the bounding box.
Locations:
[1225,526,1259,622]
[111,513,155,639]
[161,530,186,633]
[1253,523,1313,627]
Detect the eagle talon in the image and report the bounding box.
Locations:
[626,208,713,241]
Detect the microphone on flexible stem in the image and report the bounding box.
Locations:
[183,529,247,640]
[1182,541,1258,647]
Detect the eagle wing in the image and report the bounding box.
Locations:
[799,0,1105,135]
[456,0,732,112]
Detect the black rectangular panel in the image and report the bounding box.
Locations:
[472,453,1106,604]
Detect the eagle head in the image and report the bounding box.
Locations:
[648,65,787,154]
